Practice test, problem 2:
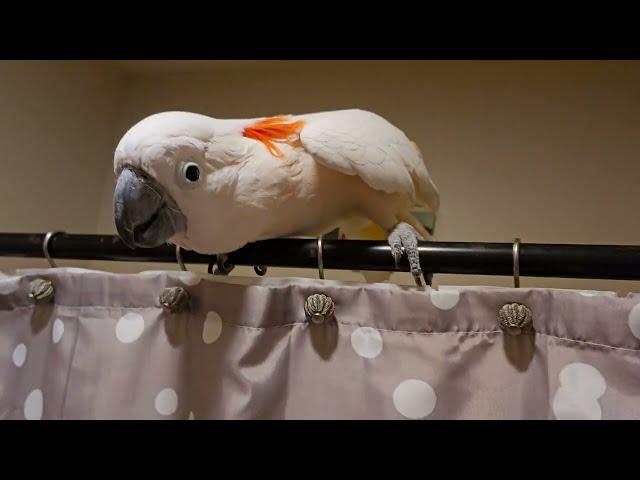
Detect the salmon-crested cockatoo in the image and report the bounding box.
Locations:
[113,109,440,285]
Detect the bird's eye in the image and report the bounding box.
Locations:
[179,161,201,186]
[185,164,200,182]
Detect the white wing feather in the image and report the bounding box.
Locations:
[298,109,439,211]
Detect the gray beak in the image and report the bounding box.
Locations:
[113,166,186,248]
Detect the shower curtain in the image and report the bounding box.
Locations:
[1,268,639,420]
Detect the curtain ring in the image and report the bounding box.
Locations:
[512,237,521,288]
[317,236,325,280]
[254,266,268,276]
[43,231,61,268]
[176,245,187,271]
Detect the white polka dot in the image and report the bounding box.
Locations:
[393,379,437,419]
[155,388,178,416]
[577,290,615,297]
[24,389,43,420]
[115,312,145,343]
[553,389,602,420]
[553,363,606,420]
[351,327,383,359]
[578,291,598,297]
[203,311,223,344]
[179,272,201,286]
[558,363,606,398]
[188,411,195,420]
[0,279,19,295]
[429,289,460,310]
[139,271,162,277]
[62,267,96,274]
[628,303,640,340]
[52,319,64,344]
[12,344,27,367]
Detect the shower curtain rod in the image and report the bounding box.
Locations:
[0,232,639,280]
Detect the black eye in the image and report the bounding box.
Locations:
[185,164,200,182]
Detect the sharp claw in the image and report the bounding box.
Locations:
[405,247,425,288]
[405,247,421,272]
[391,244,403,267]
[388,222,429,288]
[214,254,235,275]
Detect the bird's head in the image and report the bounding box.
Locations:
[113,111,220,251]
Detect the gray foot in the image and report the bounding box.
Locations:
[208,253,235,275]
[387,222,426,288]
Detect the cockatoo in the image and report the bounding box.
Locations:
[113,109,440,285]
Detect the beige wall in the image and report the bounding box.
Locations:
[2,61,640,293]
[0,61,127,272]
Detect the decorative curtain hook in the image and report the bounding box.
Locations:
[317,236,325,280]
[43,231,62,268]
[513,237,521,288]
[176,245,187,271]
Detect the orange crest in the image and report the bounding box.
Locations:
[243,116,305,157]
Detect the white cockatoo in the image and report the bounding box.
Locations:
[113,109,439,285]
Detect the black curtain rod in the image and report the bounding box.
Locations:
[0,233,639,280]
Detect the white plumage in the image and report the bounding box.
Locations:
[114,109,439,259]
[298,110,439,211]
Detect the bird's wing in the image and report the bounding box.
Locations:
[298,109,439,211]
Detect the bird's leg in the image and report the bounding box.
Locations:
[387,222,428,289]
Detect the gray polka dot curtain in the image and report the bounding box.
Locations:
[1,269,640,420]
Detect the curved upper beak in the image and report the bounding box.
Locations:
[113,166,186,248]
